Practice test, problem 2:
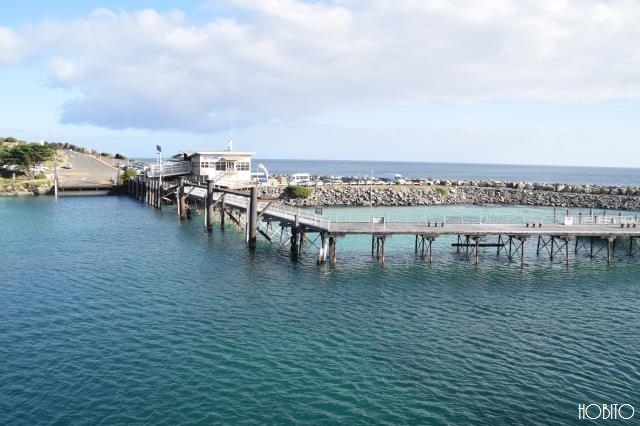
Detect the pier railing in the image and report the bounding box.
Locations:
[424,215,555,225]
[147,161,191,178]
[179,184,638,229]
[423,214,638,226]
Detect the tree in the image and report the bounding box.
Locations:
[0,143,55,175]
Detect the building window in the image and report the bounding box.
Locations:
[201,162,209,168]
[215,161,226,171]
[236,162,250,171]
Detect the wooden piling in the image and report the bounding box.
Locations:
[474,237,479,265]
[248,186,258,248]
[220,194,226,229]
[206,179,214,233]
[330,237,337,264]
[178,177,186,220]
[318,232,327,264]
[291,218,299,256]
[607,237,614,263]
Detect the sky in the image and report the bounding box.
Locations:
[1,0,640,166]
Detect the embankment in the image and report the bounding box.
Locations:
[0,182,52,196]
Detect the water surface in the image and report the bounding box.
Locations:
[1,196,639,425]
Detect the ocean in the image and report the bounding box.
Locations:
[255,159,640,186]
[1,161,639,425]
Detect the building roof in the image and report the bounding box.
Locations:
[171,150,256,161]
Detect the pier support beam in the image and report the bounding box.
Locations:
[371,235,375,256]
[318,232,328,264]
[206,179,214,233]
[248,186,258,248]
[220,194,226,229]
[290,217,299,257]
[607,236,614,263]
[473,236,480,265]
[178,177,186,220]
[154,180,160,209]
[505,236,526,267]
[157,179,163,209]
[417,235,435,263]
[329,237,337,264]
[374,235,386,265]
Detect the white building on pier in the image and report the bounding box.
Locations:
[181,149,256,188]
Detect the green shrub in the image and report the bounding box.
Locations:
[35,173,48,180]
[121,168,138,182]
[286,185,311,199]
[435,186,449,196]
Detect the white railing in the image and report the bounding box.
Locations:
[260,203,331,228]
[147,161,191,178]
[420,214,638,226]
[423,215,555,225]
[565,215,638,226]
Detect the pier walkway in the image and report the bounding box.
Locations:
[125,177,640,266]
[185,184,640,265]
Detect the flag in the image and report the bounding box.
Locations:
[156,145,161,153]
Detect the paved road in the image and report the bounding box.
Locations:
[57,151,119,188]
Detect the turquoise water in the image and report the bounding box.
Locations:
[1,196,640,425]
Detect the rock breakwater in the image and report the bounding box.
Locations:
[259,181,640,210]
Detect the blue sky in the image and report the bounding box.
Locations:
[2,0,640,166]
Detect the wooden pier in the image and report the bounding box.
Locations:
[125,176,640,267]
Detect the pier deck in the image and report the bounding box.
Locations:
[202,187,639,238]
[128,179,640,266]
[328,222,639,238]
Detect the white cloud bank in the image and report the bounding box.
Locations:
[11,0,640,132]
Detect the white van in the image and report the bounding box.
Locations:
[379,173,407,185]
[289,173,311,186]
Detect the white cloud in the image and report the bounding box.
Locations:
[49,58,85,85]
[0,26,27,63]
[8,0,640,132]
